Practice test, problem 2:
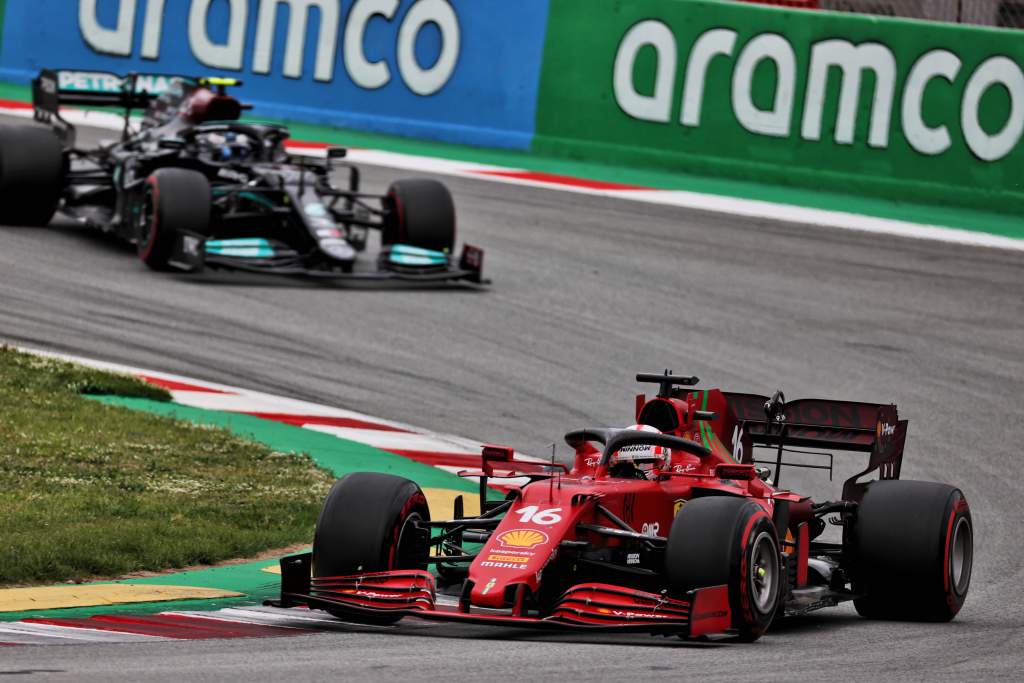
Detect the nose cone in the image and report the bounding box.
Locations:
[468,527,554,608]
[319,238,355,263]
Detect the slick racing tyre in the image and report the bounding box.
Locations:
[0,124,64,226]
[383,178,455,253]
[137,168,210,271]
[666,497,782,641]
[313,472,430,625]
[846,480,972,622]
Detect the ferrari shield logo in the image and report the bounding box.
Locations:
[673,499,686,517]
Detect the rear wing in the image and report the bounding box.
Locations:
[31,69,233,146]
[723,393,906,501]
[32,69,174,111]
[32,69,177,146]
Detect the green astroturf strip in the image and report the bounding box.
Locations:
[0,397,484,620]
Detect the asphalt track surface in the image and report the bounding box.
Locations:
[1,116,1023,681]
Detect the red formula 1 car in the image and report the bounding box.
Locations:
[270,372,973,641]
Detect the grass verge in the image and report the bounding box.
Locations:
[0,347,333,586]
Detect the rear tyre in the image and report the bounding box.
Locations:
[137,168,210,271]
[383,178,455,252]
[846,480,972,622]
[313,472,430,625]
[0,124,63,226]
[666,497,781,641]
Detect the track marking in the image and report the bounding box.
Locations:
[422,487,482,518]
[242,412,410,432]
[0,621,167,644]
[0,584,243,613]
[474,169,646,190]
[138,375,232,394]
[24,614,311,640]
[301,424,478,454]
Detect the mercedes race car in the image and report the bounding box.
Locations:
[271,371,973,642]
[0,69,485,283]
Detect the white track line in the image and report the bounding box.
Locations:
[0,622,165,644]
[1,104,1018,252]
[303,425,479,454]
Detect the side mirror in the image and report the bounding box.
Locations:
[715,464,757,481]
[327,147,347,159]
[481,444,513,476]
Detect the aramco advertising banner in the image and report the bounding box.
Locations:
[0,1,1022,212]
[534,0,1024,213]
[0,0,550,150]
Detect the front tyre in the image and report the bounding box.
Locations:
[137,168,210,271]
[313,472,430,625]
[382,178,455,253]
[666,497,781,641]
[846,480,973,621]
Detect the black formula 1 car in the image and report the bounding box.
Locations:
[0,69,485,283]
[271,371,973,642]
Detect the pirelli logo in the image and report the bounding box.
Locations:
[486,554,530,564]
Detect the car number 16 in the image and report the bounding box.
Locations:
[515,506,563,525]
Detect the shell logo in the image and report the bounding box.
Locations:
[497,529,549,549]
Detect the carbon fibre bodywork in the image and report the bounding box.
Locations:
[27,69,486,283]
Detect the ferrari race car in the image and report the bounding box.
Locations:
[0,69,485,283]
[271,371,973,642]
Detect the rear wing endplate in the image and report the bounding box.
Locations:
[723,393,906,501]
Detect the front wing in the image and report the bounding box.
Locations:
[173,234,488,284]
[266,553,733,638]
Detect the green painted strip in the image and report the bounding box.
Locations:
[692,390,735,464]
[93,396,480,493]
[0,561,276,622]
[697,391,711,450]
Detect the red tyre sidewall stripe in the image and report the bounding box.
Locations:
[140,176,159,261]
[388,190,405,244]
[387,491,427,569]
[943,496,969,596]
[450,192,457,250]
[737,509,769,624]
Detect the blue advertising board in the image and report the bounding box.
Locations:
[0,0,549,149]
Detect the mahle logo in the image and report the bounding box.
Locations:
[613,20,1024,162]
[78,0,460,95]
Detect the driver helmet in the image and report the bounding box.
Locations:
[611,424,669,473]
[213,131,251,162]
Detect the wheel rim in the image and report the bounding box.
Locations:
[950,516,973,595]
[749,531,779,614]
